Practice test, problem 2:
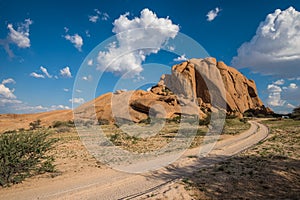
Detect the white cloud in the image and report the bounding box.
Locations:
[50,105,70,110]
[2,78,15,85]
[0,78,16,99]
[89,15,99,23]
[65,33,83,51]
[232,7,300,78]
[76,89,82,93]
[30,66,52,79]
[40,66,52,78]
[13,104,70,113]
[1,19,33,57]
[0,98,21,104]
[63,88,69,92]
[82,75,92,81]
[97,8,179,77]
[206,7,221,21]
[60,66,72,78]
[289,83,298,89]
[7,18,32,48]
[30,72,45,79]
[0,78,71,113]
[267,84,285,107]
[273,79,285,85]
[87,59,93,66]
[69,98,85,104]
[89,9,109,23]
[174,54,188,62]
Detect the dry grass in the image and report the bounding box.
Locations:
[182,119,300,200]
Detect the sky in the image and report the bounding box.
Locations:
[0,0,299,114]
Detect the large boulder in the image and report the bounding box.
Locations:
[159,57,267,117]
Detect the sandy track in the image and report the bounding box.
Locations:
[0,121,268,200]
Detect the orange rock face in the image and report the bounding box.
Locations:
[160,58,265,116]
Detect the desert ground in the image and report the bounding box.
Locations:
[2,117,298,199]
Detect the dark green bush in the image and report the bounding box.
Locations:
[29,119,41,130]
[291,106,300,120]
[98,119,110,125]
[166,115,181,124]
[0,131,57,187]
[52,120,74,128]
[139,117,151,124]
[199,113,211,126]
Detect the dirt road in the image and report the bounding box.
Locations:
[0,121,268,200]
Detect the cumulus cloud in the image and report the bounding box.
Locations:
[89,9,109,23]
[0,19,33,57]
[0,78,16,99]
[7,19,32,48]
[63,88,69,92]
[206,7,221,21]
[232,7,300,78]
[273,79,285,85]
[96,8,179,77]
[289,83,298,89]
[65,33,83,51]
[267,84,285,107]
[60,66,72,78]
[174,54,188,62]
[69,98,85,104]
[266,80,300,113]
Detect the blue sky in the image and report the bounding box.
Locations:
[0,0,299,114]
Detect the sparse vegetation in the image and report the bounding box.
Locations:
[0,131,57,187]
[181,119,300,199]
[222,118,251,135]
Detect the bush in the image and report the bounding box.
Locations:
[199,113,211,126]
[29,119,41,130]
[0,131,57,187]
[52,120,74,128]
[166,115,181,124]
[139,117,151,124]
[98,119,110,125]
[291,106,300,120]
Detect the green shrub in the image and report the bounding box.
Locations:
[166,115,181,123]
[98,119,110,125]
[29,119,41,130]
[139,117,151,124]
[52,120,74,128]
[0,131,57,187]
[199,113,211,126]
